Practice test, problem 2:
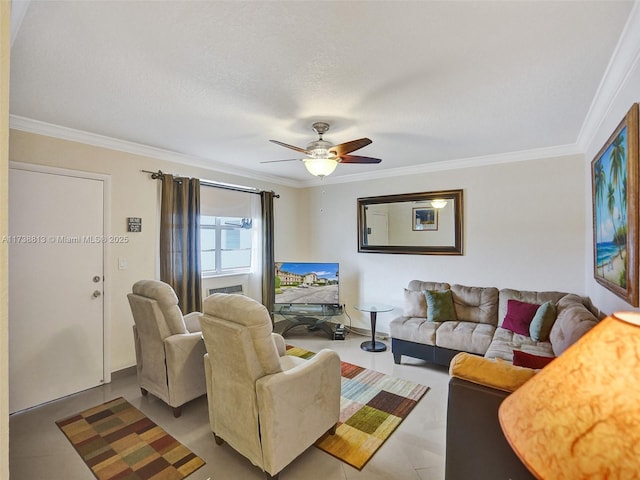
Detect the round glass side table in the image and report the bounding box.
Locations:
[354,303,395,352]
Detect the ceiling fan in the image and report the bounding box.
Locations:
[263,122,382,177]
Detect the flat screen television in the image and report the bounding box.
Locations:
[275,262,339,307]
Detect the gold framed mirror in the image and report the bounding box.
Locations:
[357,189,463,255]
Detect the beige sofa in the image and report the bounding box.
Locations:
[389,280,600,367]
[387,281,601,480]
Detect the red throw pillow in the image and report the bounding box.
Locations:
[502,299,540,335]
[513,350,555,369]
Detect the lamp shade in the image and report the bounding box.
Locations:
[498,312,640,479]
[303,158,338,177]
[430,199,448,208]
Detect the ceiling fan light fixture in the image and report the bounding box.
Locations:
[430,199,448,209]
[265,121,381,176]
[304,158,338,177]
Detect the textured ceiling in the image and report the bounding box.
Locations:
[9,1,634,185]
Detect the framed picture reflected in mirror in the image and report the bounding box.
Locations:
[412,207,438,231]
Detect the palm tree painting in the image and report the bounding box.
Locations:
[591,103,639,306]
[593,127,627,286]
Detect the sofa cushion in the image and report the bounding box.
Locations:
[550,294,599,356]
[426,289,457,322]
[502,299,539,335]
[407,280,450,293]
[389,316,439,345]
[484,327,555,362]
[512,350,555,369]
[451,284,499,325]
[529,301,557,341]
[404,288,427,317]
[435,321,495,355]
[498,289,567,328]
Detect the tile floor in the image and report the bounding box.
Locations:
[9,328,450,480]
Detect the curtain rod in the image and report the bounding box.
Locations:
[142,170,279,198]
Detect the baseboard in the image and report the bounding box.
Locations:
[348,325,390,340]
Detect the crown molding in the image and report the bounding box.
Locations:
[9,115,301,188]
[11,115,583,190]
[303,143,582,187]
[577,1,640,152]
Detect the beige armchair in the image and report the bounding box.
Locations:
[127,280,207,417]
[200,293,341,480]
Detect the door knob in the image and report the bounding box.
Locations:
[93,275,101,283]
[92,290,102,299]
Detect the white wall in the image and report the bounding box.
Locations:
[8,130,305,371]
[307,154,587,333]
[584,4,640,316]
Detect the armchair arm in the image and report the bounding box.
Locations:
[449,352,536,393]
[163,332,207,407]
[183,312,202,333]
[271,333,286,357]
[256,349,341,476]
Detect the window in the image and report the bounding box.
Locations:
[199,185,255,277]
[200,216,253,276]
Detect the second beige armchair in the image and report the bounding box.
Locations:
[200,293,341,480]
[127,279,207,417]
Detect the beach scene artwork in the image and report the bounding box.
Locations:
[593,124,629,289]
[592,103,639,306]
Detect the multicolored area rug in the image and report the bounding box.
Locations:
[286,345,429,470]
[56,397,205,480]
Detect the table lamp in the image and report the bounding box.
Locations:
[498,311,640,479]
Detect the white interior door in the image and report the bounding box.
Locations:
[9,167,105,413]
[367,212,389,245]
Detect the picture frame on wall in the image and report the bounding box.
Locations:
[591,103,639,307]
[412,207,438,231]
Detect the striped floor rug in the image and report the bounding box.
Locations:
[286,346,430,470]
[56,397,205,480]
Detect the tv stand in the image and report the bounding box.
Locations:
[273,304,343,340]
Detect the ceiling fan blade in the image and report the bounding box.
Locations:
[269,139,309,154]
[339,154,382,164]
[260,158,301,164]
[330,138,372,156]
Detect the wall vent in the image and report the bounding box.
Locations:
[208,285,244,295]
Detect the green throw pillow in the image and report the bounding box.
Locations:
[529,301,557,341]
[425,290,457,322]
